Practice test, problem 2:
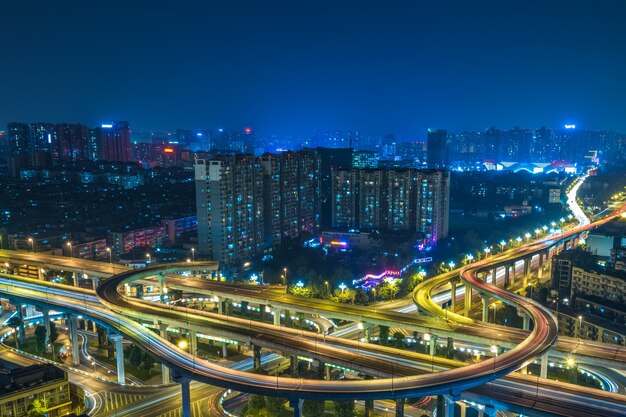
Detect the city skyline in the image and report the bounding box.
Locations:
[1,1,625,136]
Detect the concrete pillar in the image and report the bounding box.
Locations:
[523,258,530,287]
[253,345,262,370]
[540,353,548,378]
[159,323,169,341]
[162,364,171,384]
[110,334,125,384]
[450,281,458,311]
[222,342,228,359]
[429,335,438,356]
[490,268,496,285]
[217,297,223,315]
[17,305,26,345]
[523,314,530,331]
[188,330,197,355]
[25,304,36,318]
[42,310,51,352]
[504,265,510,287]
[92,276,99,290]
[463,285,472,316]
[273,308,281,326]
[289,399,303,417]
[290,355,298,377]
[441,395,456,417]
[173,374,191,417]
[158,275,166,303]
[124,283,131,296]
[597,328,605,343]
[481,295,489,322]
[509,265,515,286]
[72,272,78,287]
[67,315,80,366]
[395,398,404,417]
[37,267,44,280]
[325,364,331,380]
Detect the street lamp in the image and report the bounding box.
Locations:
[66,242,72,258]
[465,254,474,264]
[296,280,304,288]
[516,236,522,245]
[106,247,112,263]
[484,247,491,257]
[535,228,541,237]
[339,283,347,294]
[448,261,455,270]
[524,232,531,242]
[28,237,35,252]
[578,315,583,338]
[146,253,151,264]
[499,240,506,252]
[191,248,195,261]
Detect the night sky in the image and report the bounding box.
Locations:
[2,1,625,137]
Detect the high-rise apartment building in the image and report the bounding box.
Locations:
[97,121,132,162]
[331,168,450,245]
[195,155,265,268]
[352,150,379,168]
[414,170,450,244]
[427,129,449,169]
[54,123,90,162]
[260,150,321,247]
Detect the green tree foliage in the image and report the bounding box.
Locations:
[6,315,22,348]
[302,399,325,417]
[265,396,286,414]
[378,325,390,345]
[393,331,406,348]
[26,399,47,417]
[333,400,355,417]
[49,320,58,345]
[97,325,108,349]
[34,325,47,352]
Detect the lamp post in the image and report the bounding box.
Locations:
[66,242,72,258]
[146,253,151,264]
[106,247,112,263]
[339,283,347,294]
[578,315,583,338]
[191,248,195,261]
[28,238,35,252]
[499,240,506,252]
[524,232,531,242]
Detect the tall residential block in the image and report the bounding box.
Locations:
[195,155,264,268]
[331,168,450,245]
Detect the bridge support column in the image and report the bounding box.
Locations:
[450,280,458,311]
[188,330,197,355]
[395,398,404,416]
[92,276,99,290]
[158,274,166,303]
[42,310,51,352]
[37,267,44,280]
[325,364,331,380]
[522,313,530,331]
[540,353,548,378]
[25,304,36,318]
[272,308,281,326]
[72,272,78,287]
[67,315,80,366]
[523,258,530,287]
[597,328,605,342]
[483,404,497,416]
[173,373,191,417]
[253,345,262,370]
[221,342,228,359]
[110,334,125,384]
[463,286,472,316]
[438,395,457,417]
[481,295,489,322]
[290,355,298,377]
[429,335,438,356]
[509,265,516,286]
[17,305,26,346]
[289,399,303,417]
[504,265,510,287]
[490,268,496,285]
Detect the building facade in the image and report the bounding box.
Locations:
[331,168,450,245]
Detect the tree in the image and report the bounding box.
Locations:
[248,394,265,410]
[97,324,108,348]
[128,345,143,367]
[378,325,390,345]
[48,320,58,345]
[393,331,406,348]
[6,315,22,348]
[333,400,355,417]
[302,399,325,417]
[34,325,47,352]
[141,352,156,373]
[26,399,47,417]
[265,396,286,414]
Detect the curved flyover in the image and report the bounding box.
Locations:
[94,254,559,401]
